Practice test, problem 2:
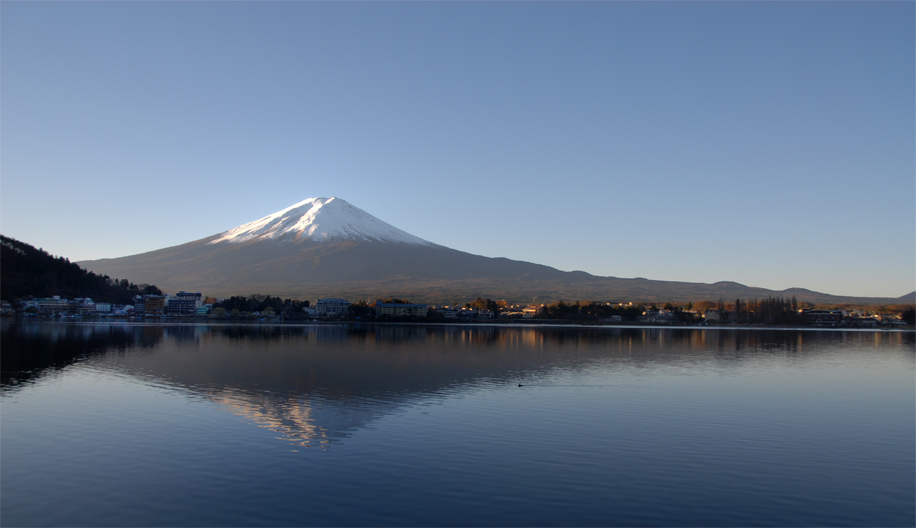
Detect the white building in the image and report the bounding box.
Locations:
[316,298,350,318]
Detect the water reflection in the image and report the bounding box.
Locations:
[210,388,331,448]
[3,321,913,450]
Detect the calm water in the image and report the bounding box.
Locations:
[1,321,913,527]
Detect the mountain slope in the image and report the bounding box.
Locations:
[1,235,161,303]
[77,197,905,305]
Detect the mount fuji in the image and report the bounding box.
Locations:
[77,197,894,304]
[208,197,436,247]
[79,197,580,302]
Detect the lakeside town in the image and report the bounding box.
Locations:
[4,290,914,328]
[4,234,914,329]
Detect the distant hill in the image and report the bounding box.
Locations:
[76,197,909,306]
[1,235,161,303]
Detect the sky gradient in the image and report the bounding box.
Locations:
[2,2,913,299]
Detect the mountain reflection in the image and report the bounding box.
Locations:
[209,388,331,448]
[3,321,912,447]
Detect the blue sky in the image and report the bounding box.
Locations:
[2,1,913,299]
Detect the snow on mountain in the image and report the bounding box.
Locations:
[209,197,436,246]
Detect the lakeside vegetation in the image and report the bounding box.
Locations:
[1,235,162,304]
[2,235,913,326]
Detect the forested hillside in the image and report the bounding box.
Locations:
[1,235,161,303]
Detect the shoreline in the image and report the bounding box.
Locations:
[3,316,913,333]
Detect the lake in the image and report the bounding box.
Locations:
[1,321,913,527]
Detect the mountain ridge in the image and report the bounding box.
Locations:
[77,197,909,305]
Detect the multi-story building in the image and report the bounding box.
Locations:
[67,299,82,314]
[69,298,96,314]
[167,292,202,315]
[376,301,427,318]
[37,296,69,314]
[141,295,166,315]
[316,298,350,318]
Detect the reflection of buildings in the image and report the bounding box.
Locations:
[371,324,429,342]
[4,321,912,448]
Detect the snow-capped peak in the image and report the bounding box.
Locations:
[209,197,436,246]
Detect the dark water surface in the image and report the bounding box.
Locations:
[2,322,913,527]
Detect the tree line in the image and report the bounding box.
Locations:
[1,235,161,304]
[211,295,310,318]
[523,296,914,324]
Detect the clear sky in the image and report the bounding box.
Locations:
[2,1,913,299]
